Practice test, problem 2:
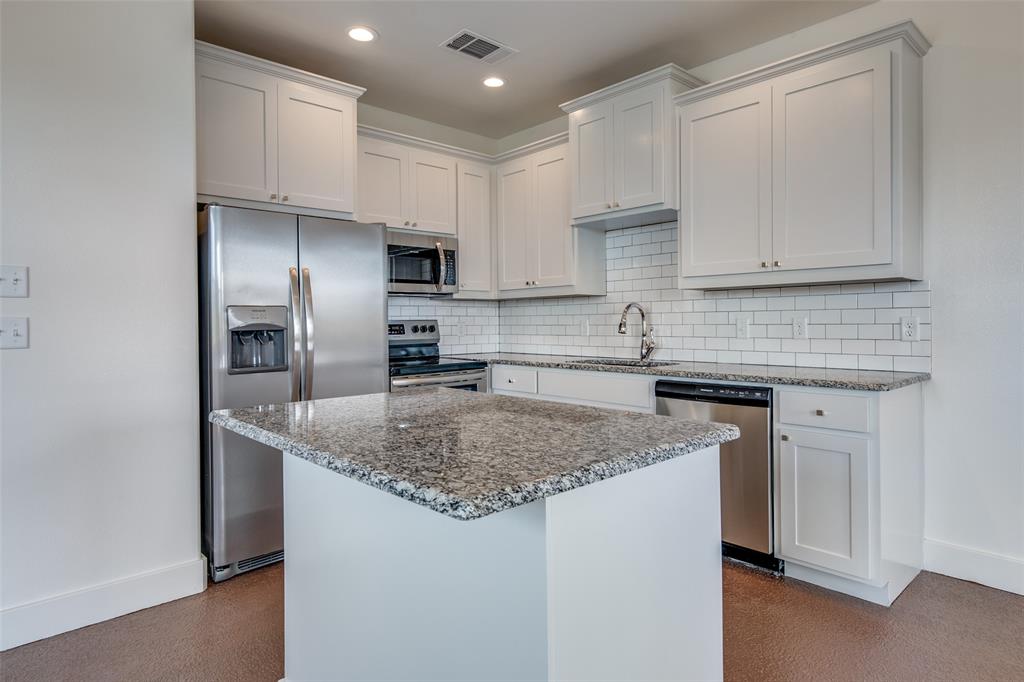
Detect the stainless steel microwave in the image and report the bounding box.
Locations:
[387,231,458,295]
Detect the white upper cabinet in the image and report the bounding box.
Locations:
[562,65,704,228]
[676,23,930,289]
[196,58,279,203]
[497,144,605,298]
[569,101,614,218]
[679,83,772,277]
[771,49,892,271]
[195,42,364,214]
[456,162,492,294]
[278,82,356,213]
[356,135,457,234]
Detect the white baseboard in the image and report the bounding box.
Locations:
[924,538,1024,596]
[1,556,207,651]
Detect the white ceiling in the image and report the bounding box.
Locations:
[195,1,870,139]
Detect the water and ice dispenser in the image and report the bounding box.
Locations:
[226,306,288,374]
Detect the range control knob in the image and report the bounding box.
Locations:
[428,325,436,333]
[411,325,420,333]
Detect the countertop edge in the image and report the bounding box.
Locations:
[451,355,931,391]
[210,409,738,521]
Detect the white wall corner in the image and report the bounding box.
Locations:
[923,538,1024,596]
[0,557,206,651]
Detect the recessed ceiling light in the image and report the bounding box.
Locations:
[347,26,377,42]
[483,77,505,88]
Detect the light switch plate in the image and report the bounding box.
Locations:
[1,317,29,349]
[792,317,809,340]
[1,266,28,297]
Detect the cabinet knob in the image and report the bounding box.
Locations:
[282,195,289,202]
[412,222,418,227]
[270,193,278,201]
[613,201,620,208]
[773,260,781,267]
[605,202,612,209]
[404,221,410,226]
[815,409,828,417]
[507,377,515,383]
[760,261,768,268]
[525,281,530,286]
[780,434,790,441]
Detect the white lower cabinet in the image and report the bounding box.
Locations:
[779,428,871,579]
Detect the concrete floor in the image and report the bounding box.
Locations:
[2,561,1022,681]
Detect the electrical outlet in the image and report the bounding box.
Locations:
[0,317,29,349]
[792,317,809,340]
[1,265,28,297]
[736,315,752,339]
[900,316,920,342]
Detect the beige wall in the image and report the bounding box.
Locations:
[0,0,205,648]
[688,1,1024,594]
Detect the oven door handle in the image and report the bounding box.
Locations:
[435,241,445,292]
[392,372,486,388]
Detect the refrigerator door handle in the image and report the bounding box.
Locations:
[301,267,315,400]
[288,267,302,402]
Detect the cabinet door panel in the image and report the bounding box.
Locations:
[533,147,573,288]
[570,102,614,219]
[772,48,893,270]
[679,83,772,277]
[196,58,278,202]
[496,161,532,291]
[357,137,409,228]
[409,150,457,234]
[779,428,871,578]
[278,83,355,213]
[457,163,492,293]
[614,84,663,211]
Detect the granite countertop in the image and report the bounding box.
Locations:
[210,388,738,521]
[448,352,930,391]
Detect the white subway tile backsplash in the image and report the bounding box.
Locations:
[488,222,930,372]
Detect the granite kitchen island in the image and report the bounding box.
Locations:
[211,388,739,682]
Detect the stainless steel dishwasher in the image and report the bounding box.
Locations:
[655,381,780,571]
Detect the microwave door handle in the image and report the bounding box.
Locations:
[302,267,315,400]
[435,242,445,292]
[289,267,302,402]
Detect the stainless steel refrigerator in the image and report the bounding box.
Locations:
[199,204,387,581]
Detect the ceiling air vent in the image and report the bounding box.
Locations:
[441,29,518,64]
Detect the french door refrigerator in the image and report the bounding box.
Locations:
[199,204,387,581]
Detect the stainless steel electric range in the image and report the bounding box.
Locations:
[388,319,488,392]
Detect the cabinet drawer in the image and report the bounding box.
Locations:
[537,370,651,410]
[492,366,537,394]
[779,390,870,433]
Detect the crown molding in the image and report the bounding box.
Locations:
[357,125,569,165]
[674,21,931,107]
[196,40,366,100]
[560,63,706,113]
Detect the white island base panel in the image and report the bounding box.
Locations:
[281,447,724,682]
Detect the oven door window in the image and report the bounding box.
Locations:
[388,245,440,287]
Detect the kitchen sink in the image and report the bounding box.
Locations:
[571,358,677,368]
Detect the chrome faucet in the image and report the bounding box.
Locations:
[618,302,656,361]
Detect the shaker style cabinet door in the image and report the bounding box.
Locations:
[408,150,457,235]
[357,137,410,228]
[496,159,533,291]
[678,83,773,277]
[532,146,574,288]
[196,58,279,203]
[456,162,492,293]
[569,101,614,219]
[779,427,872,579]
[771,47,893,271]
[278,82,356,213]
[613,83,664,211]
